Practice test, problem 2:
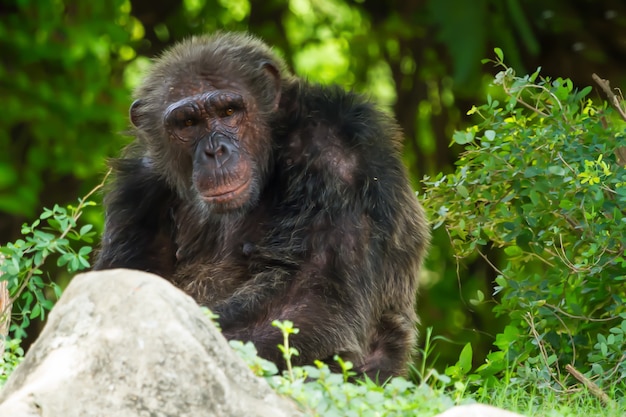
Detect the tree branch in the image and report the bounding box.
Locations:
[592,73,626,166]
[565,364,614,407]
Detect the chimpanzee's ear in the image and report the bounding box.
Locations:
[260,61,281,112]
[129,99,144,128]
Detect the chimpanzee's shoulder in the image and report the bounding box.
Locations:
[281,81,404,153]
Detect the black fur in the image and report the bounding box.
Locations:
[95,32,430,381]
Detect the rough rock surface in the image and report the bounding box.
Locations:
[0,269,303,417]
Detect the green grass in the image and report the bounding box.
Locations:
[475,382,625,417]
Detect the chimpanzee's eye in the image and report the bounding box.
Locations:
[169,110,199,130]
[219,106,239,118]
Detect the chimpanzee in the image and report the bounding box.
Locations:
[94,32,430,381]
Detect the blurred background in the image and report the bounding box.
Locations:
[1,0,625,370]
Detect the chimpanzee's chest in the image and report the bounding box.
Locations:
[170,201,306,306]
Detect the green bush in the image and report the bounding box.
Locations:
[423,50,626,389]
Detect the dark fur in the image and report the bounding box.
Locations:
[95,32,430,381]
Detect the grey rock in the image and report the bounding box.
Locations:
[0,269,303,417]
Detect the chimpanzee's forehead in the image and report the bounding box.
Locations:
[164,74,246,102]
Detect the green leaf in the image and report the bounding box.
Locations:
[458,343,473,374]
[78,256,90,269]
[494,325,520,351]
[453,130,475,145]
[79,224,93,236]
[524,166,542,178]
[547,166,565,176]
[576,85,592,100]
[494,275,507,290]
[559,199,574,210]
[456,184,469,198]
[504,246,523,256]
[494,47,504,61]
[30,303,41,319]
[528,67,542,83]
[57,253,72,267]
[470,289,485,306]
[592,363,603,375]
[78,246,92,256]
[70,256,80,272]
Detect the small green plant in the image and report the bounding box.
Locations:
[423,49,626,392]
[230,320,456,416]
[0,183,102,340]
[272,319,301,381]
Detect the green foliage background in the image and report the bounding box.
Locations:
[1,0,626,376]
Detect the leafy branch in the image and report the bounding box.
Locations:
[0,173,108,341]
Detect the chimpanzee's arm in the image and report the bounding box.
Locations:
[93,158,177,276]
